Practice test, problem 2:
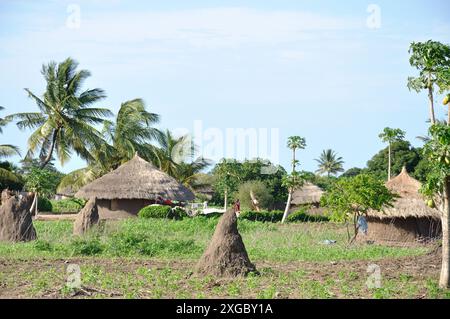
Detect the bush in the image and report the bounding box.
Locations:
[50,198,86,213]
[287,210,329,223]
[38,197,52,212]
[138,205,180,219]
[70,238,104,256]
[239,210,284,223]
[236,181,273,211]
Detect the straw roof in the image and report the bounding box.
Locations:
[75,154,195,201]
[367,167,441,219]
[291,182,324,205]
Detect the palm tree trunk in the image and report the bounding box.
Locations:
[440,177,450,288]
[282,190,292,223]
[428,76,436,125]
[448,104,450,126]
[388,143,391,181]
[41,129,58,168]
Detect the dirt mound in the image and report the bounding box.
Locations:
[0,193,36,242]
[73,198,99,236]
[195,209,256,277]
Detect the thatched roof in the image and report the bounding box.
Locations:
[367,167,440,219]
[291,182,324,205]
[75,154,195,201]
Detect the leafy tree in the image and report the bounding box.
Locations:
[236,180,273,211]
[321,174,396,243]
[7,57,112,168]
[366,140,421,180]
[211,159,242,210]
[378,127,406,180]
[341,167,363,178]
[0,164,24,191]
[282,136,307,223]
[315,149,345,177]
[420,123,450,288]
[407,40,450,124]
[0,106,20,158]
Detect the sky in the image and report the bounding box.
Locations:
[0,0,449,174]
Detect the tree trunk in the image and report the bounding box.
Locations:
[40,129,58,168]
[440,177,450,288]
[292,149,296,173]
[428,76,436,125]
[282,190,292,223]
[224,189,228,211]
[388,143,391,181]
[29,192,38,216]
[448,104,450,126]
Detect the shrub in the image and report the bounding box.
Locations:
[138,205,178,219]
[50,198,86,213]
[70,238,104,256]
[287,210,329,223]
[239,210,283,223]
[38,197,53,212]
[236,181,273,211]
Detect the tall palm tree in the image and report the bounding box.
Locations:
[315,149,345,177]
[7,58,112,168]
[155,130,192,177]
[282,136,306,223]
[57,99,162,193]
[0,106,20,158]
[378,127,405,180]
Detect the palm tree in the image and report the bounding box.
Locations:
[379,127,405,180]
[7,58,112,168]
[0,106,20,158]
[57,99,163,193]
[282,136,306,223]
[315,149,345,177]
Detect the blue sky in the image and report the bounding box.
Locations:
[0,0,449,174]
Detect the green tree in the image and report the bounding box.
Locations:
[421,124,450,288]
[236,180,273,211]
[378,127,406,180]
[315,149,345,177]
[366,140,420,180]
[0,107,20,158]
[341,167,363,178]
[408,40,450,124]
[8,57,112,168]
[0,161,24,191]
[321,174,396,243]
[212,159,242,210]
[282,136,307,223]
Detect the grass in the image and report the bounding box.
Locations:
[1,217,449,299]
[0,218,427,262]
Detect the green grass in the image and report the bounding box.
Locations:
[0,218,427,262]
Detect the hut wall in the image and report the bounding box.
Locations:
[96,199,153,219]
[363,216,441,243]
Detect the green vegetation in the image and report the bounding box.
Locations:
[137,205,185,220]
[236,180,273,211]
[50,198,86,213]
[315,149,345,177]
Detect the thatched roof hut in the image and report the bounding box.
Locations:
[75,154,194,219]
[363,167,441,243]
[291,183,324,206]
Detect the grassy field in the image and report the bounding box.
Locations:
[0,217,449,299]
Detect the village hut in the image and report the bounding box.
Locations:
[290,182,324,213]
[75,154,195,219]
[363,167,441,243]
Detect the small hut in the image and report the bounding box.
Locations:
[290,182,324,213]
[75,154,195,219]
[363,167,441,243]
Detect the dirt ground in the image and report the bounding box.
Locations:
[0,246,444,299]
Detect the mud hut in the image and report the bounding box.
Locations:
[290,182,324,213]
[363,167,441,243]
[75,154,195,219]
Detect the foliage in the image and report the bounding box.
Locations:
[378,127,405,144]
[282,171,305,192]
[341,167,363,178]
[321,174,396,222]
[0,167,24,191]
[366,140,421,180]
[24,167,64,198]
[7,57,112,167]
[138,205,182,220]
[287,136,306,171]
[37,197,52,212]
[286,209,330,223]
[0,107,20,159]
[50,198,86,213]
[239,210,284,223]
[315,149,345,177]
[236,180,273,211]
